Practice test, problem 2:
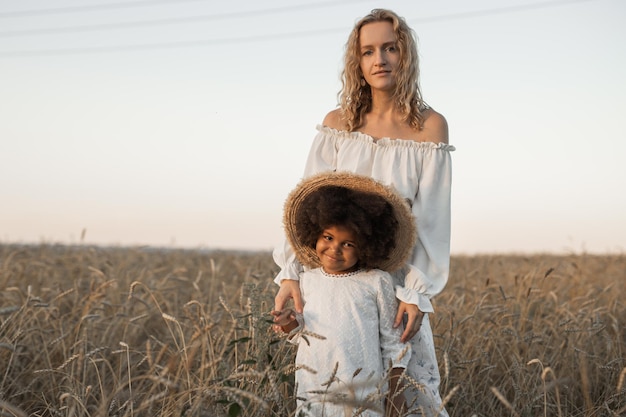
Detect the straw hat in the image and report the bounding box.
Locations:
[283,171,416,272]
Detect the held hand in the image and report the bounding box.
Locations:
[273,279,304,313]
[270,308,296,326]
[394,301,425,343]
[270,308,300,334]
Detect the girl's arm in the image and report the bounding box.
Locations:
[378,273,411,367]
[386,367,407,417]
[377,273,410,415]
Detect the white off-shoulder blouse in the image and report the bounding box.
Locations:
[274,125,455,312]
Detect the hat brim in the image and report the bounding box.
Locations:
[283,171,416,272]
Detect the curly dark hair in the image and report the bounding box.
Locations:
[294,185,399,270]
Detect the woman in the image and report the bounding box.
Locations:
[273,9,453,416]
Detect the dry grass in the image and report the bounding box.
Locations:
[436,254,626,416]
[0,244,624,416]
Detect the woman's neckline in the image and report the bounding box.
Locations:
[318,124,448,146]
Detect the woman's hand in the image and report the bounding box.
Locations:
[273,280,303,333]
[394,301,425,343]
[273,279,304,313]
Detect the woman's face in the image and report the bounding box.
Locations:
[359,21,400,92]
[315,225,359,275]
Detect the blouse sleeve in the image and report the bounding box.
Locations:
[272,237,303,284]
[302,129,337,175]
[272,130,337,285]
[394,145,453,312]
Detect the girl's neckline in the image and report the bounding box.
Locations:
[320,267,364,278]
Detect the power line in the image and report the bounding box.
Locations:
[0,27,349,57]
[0,0,375,38]
[0,0,375,20]
[407,0,593,24]
[0,0,215,18]
[0,0,596,58]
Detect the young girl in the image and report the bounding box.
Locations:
[272,171,417,417]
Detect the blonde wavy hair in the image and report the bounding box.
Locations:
[339,9,427,131]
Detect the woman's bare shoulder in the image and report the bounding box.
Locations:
[322,109,347,131]
[421,108,449,144]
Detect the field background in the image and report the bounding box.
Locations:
[0,244,624,416]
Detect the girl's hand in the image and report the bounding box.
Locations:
[270,309,296,327]
[385,368,407,417]
[385,392,407,417]
[274,279,304,313]
[394,301,425,343]
[270,308,299,333]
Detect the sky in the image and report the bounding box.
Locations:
[1,0,625,255]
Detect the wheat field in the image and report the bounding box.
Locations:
[0,244,624,416]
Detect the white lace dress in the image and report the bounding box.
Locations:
[293,268,410,417]
[274,125,455,417]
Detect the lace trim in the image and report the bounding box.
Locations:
[320,267,364,278]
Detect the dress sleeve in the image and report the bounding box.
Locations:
[272,238,304,284]
[272,129,337,285]
[302,127,337,175]
[378,273,411,369]
[394,145,453,311]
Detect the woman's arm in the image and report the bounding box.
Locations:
[394,111,453,340]
[273,280,303,313]
[273,122,339,312]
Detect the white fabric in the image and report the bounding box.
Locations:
[274,125,454,301]
[273,125,454,416]
[294,268,410,417]
[393,264,434,313]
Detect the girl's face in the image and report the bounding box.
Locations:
[359,21,400,92]
[315,225,360,275]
